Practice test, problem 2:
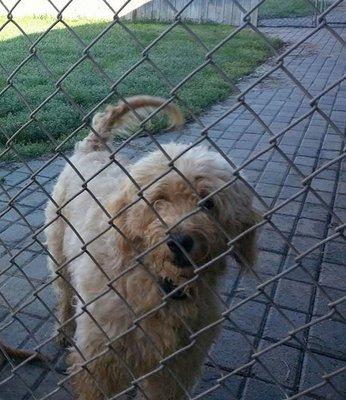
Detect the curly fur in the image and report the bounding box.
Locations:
[45,96,260,400]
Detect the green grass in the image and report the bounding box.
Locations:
[0,16,282,159]
[259,0,325,19]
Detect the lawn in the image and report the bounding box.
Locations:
[259,0,324,19]
[0,16,281,159]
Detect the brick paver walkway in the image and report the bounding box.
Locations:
[0,8,345,400]
[259,16,317,28]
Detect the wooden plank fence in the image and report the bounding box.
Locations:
[123,0,259,25]
[0,0,259,26]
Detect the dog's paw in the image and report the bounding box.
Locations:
[54,325,75,348]
[55,332,71,347]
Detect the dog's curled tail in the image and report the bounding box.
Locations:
[77,96,184,153]
[0,341,45,367]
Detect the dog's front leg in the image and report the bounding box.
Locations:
[135,321,219,400]
[69,344,133,400]
[135,350,205,400]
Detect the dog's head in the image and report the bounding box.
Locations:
[109,143,260,298]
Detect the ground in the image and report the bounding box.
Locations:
[0,2,345,400]
[0,17,280,158]
[259,0,319,19]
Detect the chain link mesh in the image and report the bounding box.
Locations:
[0,0,345,399]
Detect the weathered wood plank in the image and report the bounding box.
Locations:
[0,0,258,26]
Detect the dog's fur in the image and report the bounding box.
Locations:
[45,96,259,400]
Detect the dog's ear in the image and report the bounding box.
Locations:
[223,179,262,269]
[233,208,261,269]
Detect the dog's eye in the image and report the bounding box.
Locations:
[203,198,214,210]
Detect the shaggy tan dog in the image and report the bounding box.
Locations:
[45,96,259,400]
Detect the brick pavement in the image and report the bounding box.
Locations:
[258,16,317,28]
[0,6,345,400]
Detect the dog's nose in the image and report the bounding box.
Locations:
[167,234,194,254]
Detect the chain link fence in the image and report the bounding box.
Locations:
[0,0,345,399]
